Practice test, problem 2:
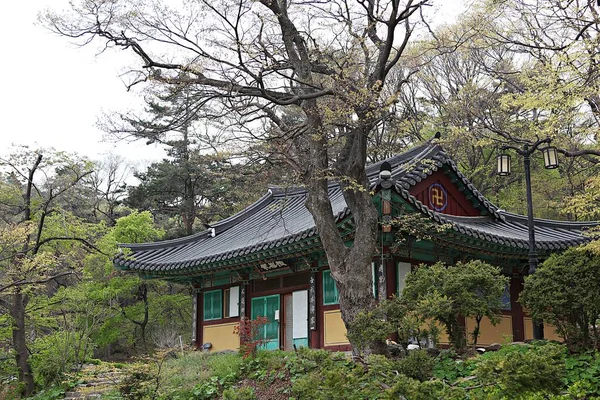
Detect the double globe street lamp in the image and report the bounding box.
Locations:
[496,138,559,340]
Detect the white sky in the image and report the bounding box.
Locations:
[0,0,166,167]
[0,0,468,168]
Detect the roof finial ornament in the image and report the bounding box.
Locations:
[379,161,393,189]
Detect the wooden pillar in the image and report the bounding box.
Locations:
[240,284,247,319]
[510,275,525,342]
[244,278,253,319]
[193,288,202,347]
[309,269,319,348]
[385,256,396,298]
[192,289,198,345]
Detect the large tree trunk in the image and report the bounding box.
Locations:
[304,117,384,354]
[11,290,35,397]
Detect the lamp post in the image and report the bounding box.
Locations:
[497,138,559,340]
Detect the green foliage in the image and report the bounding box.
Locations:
[432,350,477,382]
[402,260,508,350]
[394,350,435,382]
[101,346,600,399]
[30,331,93,387]
[26,386,68,400]
[346,309,394,355]
[153,351,242,399]
[474,342,566,399]
[112,210,164,245]
[563,353,600,397]
[348,294,439,356]
[118,362,157,399]
[222,386,256,400]
[521,247,600,351]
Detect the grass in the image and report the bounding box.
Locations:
[157,351,243,395]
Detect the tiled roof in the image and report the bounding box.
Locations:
[115,141,595,274]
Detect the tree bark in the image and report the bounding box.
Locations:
[11,290,35,396]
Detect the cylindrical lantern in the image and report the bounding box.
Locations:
[497,154,511,176]
[542,146,559,169]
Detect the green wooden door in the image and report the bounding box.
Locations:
[251,295,280,350]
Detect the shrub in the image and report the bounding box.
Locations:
[346,309,394,356]
[233,317,268,358]
[395,350,435,381]
[474,342,566,398]
[521,247,600,351]
[347,296,439,355]
[402,260,508,351]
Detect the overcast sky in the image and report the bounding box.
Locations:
[0,0,166,167]
[1,0,468,168]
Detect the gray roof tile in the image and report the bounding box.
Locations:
[115,141,596,274]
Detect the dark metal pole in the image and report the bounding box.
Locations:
[523,145,544,340]
[523,147,538,275]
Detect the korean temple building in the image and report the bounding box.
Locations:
[114,141,595,352]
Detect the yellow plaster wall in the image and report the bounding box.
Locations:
[466,315,513,346]
[202,322,240,352]
[324,310,350,346]
[437,322,451,344]
[524,318,562,342]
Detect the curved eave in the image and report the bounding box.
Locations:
[397,186,594,254]
[115,207,353,276]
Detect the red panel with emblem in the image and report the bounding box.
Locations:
[409,171,481,216]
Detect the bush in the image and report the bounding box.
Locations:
[402,260,508,351]
[521,247,600,351]
[233,317,268,358]
[346,309,394,356]
[474,342,566,398]
[394,350,435,381]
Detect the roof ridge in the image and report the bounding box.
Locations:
[119,229,212,251]
[501,211,598,227]
[267,185,308,197]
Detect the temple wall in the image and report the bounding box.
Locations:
[323,310,350,347]
[465,315,513,346]
[524,318,562,342]
[202,322,240,352]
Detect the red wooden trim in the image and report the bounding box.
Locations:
[203,282,243,291]
[322,304,341,311]
[385,257,396,298]
[203,316,240,326]
[510,276,525,341]
[409,171,480,216]
[245,280,252,320]
[251,283,310,297]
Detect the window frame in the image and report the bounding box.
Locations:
[322,270,339,305]
[203,289,223,321]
